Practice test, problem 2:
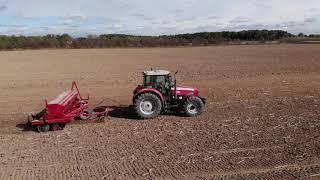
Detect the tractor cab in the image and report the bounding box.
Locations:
[143,70,171,95]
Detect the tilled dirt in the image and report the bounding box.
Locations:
[0,44,319,179]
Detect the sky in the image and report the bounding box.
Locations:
[0,0,319,36]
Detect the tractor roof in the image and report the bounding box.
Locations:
[143,70,170,76]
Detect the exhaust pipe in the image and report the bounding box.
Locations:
[174,71,178,100]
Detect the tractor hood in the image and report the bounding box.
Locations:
[133,85,199,97]
[171,85,199,96]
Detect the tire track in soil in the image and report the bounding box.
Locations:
[188,163,320,179]
[1,144,318,179]
[1,163,320,179]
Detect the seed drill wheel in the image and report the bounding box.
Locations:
[51,124,63,131]
[94,106,108,121]
[183,96,204,117]
[79,109,92,120]
[134,93,162,119]
[37,124,50,132]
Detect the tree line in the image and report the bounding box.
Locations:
[0,30,295,50]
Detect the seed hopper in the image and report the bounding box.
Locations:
[28,82,108,132]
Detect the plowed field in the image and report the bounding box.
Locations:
[0,44,319,179]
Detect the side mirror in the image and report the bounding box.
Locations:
[175,71,178,75]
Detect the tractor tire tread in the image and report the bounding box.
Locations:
[134,93,162,119]
[183,96,204,117]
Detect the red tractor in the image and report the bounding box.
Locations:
[133,70,205,119]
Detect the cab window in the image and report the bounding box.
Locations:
[144,75,165,87]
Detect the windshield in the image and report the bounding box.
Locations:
[144,75,165,87]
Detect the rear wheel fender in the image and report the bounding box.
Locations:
[133,89,164,103]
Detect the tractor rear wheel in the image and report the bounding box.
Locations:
[183,96,204,117]
[134,93,162,119]
[37,124,50,132]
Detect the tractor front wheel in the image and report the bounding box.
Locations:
[183,96,204,117]
[134,93,162,119]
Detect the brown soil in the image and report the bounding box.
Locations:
[0,44,319,179]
